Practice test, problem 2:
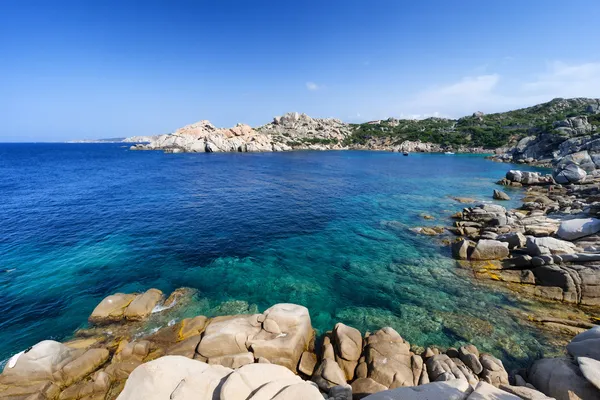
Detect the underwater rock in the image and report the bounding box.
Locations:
[493,190,511,201]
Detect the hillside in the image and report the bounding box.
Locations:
[345,98,600,149]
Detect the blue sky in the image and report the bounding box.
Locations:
[1,1,600,141]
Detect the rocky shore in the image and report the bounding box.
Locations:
[3,285,598,400]
[129,112,486,154]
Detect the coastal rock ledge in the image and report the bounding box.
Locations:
[2,288,596,399]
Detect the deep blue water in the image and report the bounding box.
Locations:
[0,144,556,367]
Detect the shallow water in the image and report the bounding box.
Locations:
[0,144,556,367]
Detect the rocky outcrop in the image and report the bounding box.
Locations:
[493,116,598,166]
[196,303,313,372]
[131,120,278,153]
[132,113,355,154]
[2,293,539,400]
[258,112,352,150]
[448,171,600,307]
[89,289,164,324]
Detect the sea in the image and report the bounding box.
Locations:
[0,143,560,368]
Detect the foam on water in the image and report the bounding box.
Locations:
[0,144,557,368]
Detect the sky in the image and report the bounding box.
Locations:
[1,1,600,141]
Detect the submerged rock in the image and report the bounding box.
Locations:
[493,190,511,200]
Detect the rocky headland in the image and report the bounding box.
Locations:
[3,285,599,400]
[130,113,352,153]
[129,98,600,155]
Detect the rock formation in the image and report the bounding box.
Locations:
[1,289,576,400]
[131,112,354,153]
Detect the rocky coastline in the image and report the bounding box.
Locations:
[4,285,599,400]
[129,112,487,154]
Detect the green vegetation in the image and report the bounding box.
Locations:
[588,114,600,127]
[287,137,339,147]
[344,98,598,149]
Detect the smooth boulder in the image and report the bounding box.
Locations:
[89,293,137,324]
[364,327,413,388]
[557,218,600,240]
[525,236,577,256]
[554,163,586,184]
[468,381,521,400]
[362,378,470,399]
[493,190,510,201]
[333,323,363,380]
[577,357,600,391]
[116,356,233,400]
[0,340,73,383]
[528,357,600,400]
[123,289,164,321]
[470,240,509,260]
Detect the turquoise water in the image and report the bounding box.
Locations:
[0,144,554,368]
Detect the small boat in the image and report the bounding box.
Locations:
[403,152,409,156]
[444,151,455,155]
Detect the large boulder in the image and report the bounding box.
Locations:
[497,232,526,249]
[333,323,363,380]
[123,289,164,321]
[116,356,233,400]
[312,358,347,391]
[525,236,577,256]
[577,357,600,391]
[493,190,511,201]
[470,240,509,260]
[556,150,596,172]
[468,381,521,400]
[506,170,523,183]
[364,328,413,388]
[458,345,482,375]
[0,340,73,383]
[351,378,388,399]
[528,357,600,400]
[197,315,262,360]
[248,303,313,371]
[570,326,600,343]
[56,348,110,386]
[252,380,322,399]
[220,363,300,399]
[89,293,137,324]
[554,163,587,184]
[567,338,600,361]
[498,384,554,400]
[362,378,470,399]
[557,218,600,240]
[479,354,508,386]
[197,303,313,372]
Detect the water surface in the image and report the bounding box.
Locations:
[0,144,554,367]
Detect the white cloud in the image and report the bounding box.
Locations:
[523,61,600,96]
[399,61,600,118]
[306,81,319,91]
